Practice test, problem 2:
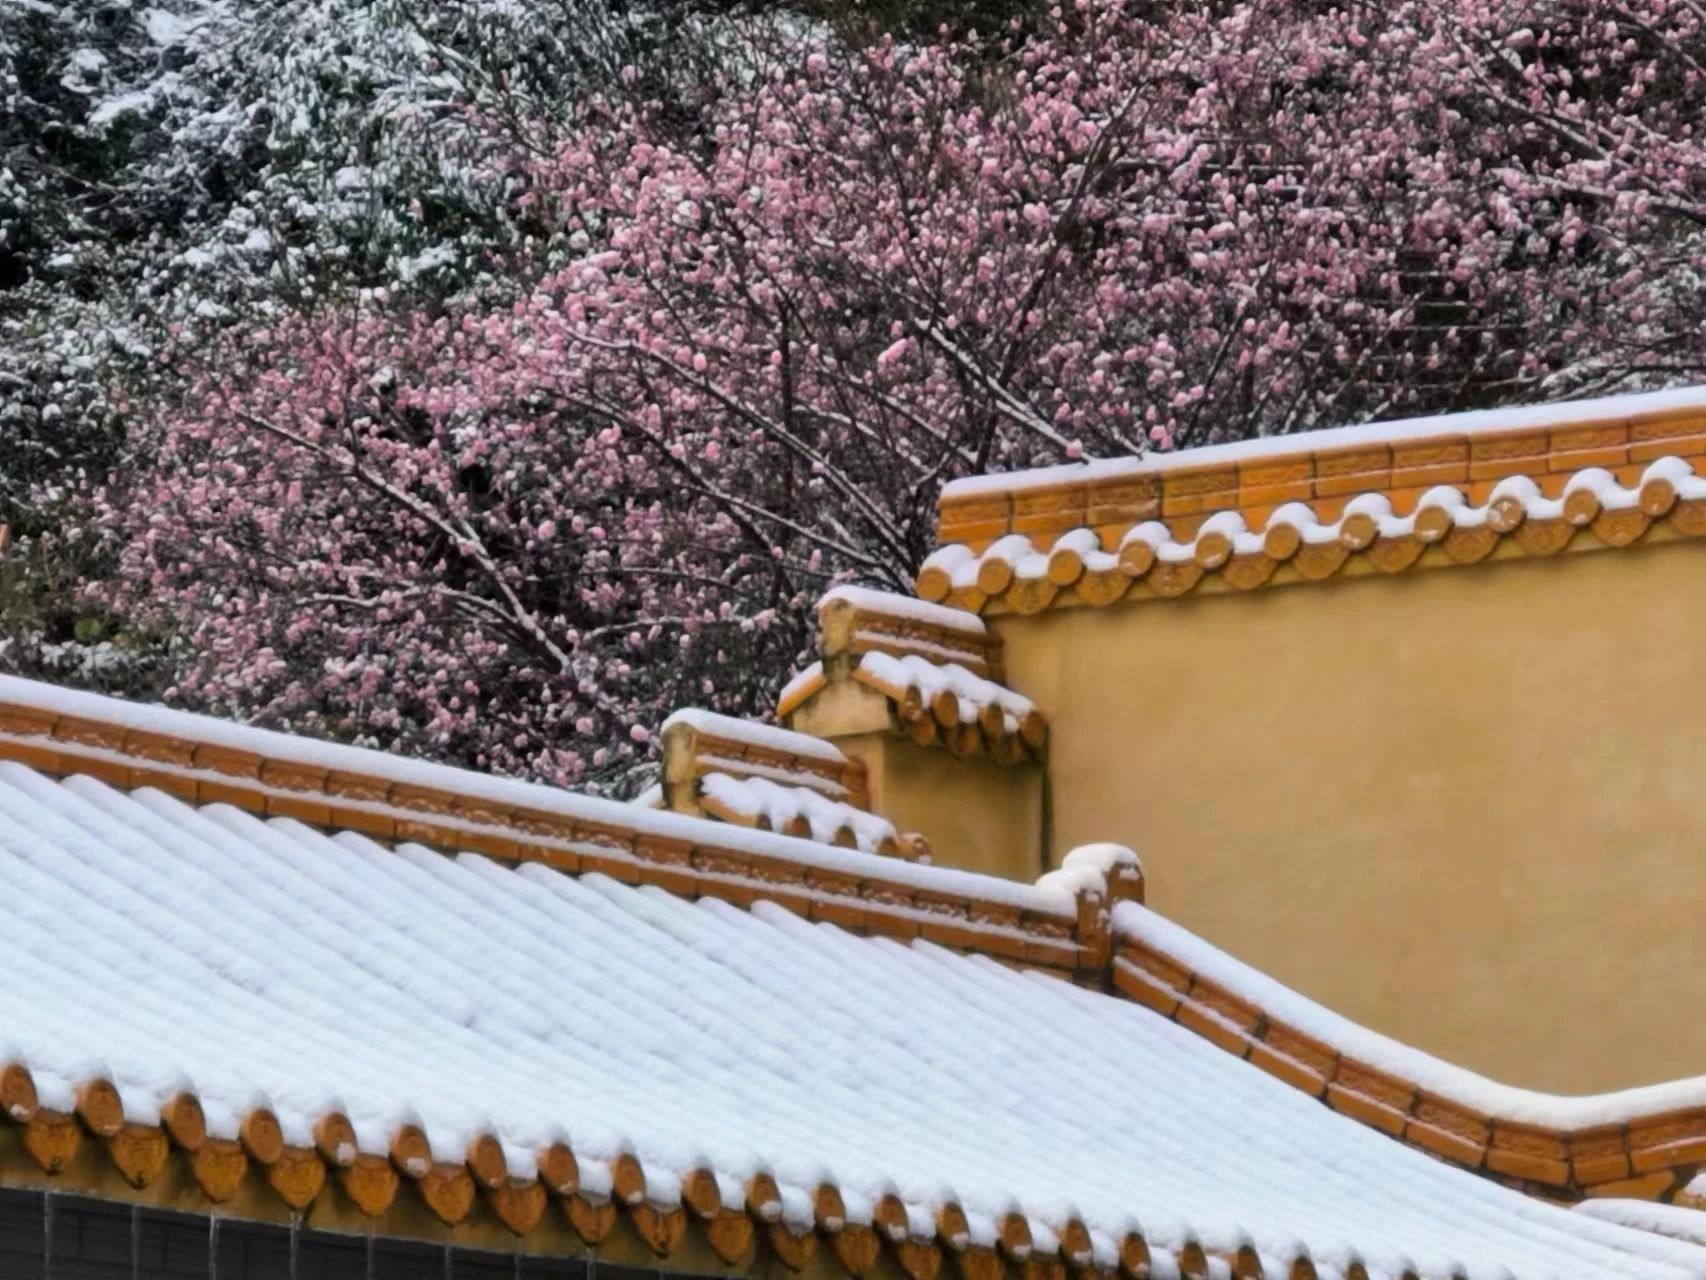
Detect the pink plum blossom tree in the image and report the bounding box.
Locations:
[95,0,1706,791]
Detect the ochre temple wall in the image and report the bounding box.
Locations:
[833,734,1047,881]
[996,538,1706,1093]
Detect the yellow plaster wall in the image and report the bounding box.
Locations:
[995,540,1706,1094]
[835,733,1047,881]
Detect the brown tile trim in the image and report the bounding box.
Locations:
[779,588,1046,767]
[1109,937,1706,1203]
[0,706,1082,976]
[935,409,1705,551]
[817,589,1003,680]
[922,455,1706,617]
[0,1068,1323,1280]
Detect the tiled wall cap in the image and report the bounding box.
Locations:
[1106,913,1706,1203]
[921,453,1706,616]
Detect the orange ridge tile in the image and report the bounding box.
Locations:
[935,457,1706,618]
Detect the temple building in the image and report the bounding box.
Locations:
[4,385,1706,1277]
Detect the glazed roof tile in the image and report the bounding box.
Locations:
[0,678,1701,1278]
[3,762,1702,1278]
[924,388,1706,615]
[780,587,1045,763]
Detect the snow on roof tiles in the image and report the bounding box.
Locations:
[852,652,1045,763]
[923,389,1706,616]
[0,763,1701,1278]
[782,587,1045,763]
[1114,901,1706,1201]
[0,676,1071,935]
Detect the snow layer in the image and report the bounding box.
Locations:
[1576,1201,1706,1247]
[0,767,1698,1278]
[1116,901,1706,1130]
[942,385,1706,500]
[661,707,848,764]
[0,676,1055,914]
[699,772,897,853]
[819,585,988,636]
[858,652,1034,722]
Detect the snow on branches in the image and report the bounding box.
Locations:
[94,0,1706,790]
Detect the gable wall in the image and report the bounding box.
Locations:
[996,538,1706,1093]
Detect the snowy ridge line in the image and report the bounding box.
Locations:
[0,783,1695,1280]
[939,384,1706,505]
[853,653,1047,764]
[782,585,1043,764]
[0,679,1090,935]
[660,707,849,766]
[1114,901,1706,1199]
[656,709,930,860]
[819,584,1003,679]
[920,454,1706,616]
[819,584,990,636]
[659,707,857,799]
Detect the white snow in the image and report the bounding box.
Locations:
[857,652,1034,723]
[1575,1200,1706,1246]
[0,770,1697,1278]
[699,772,897,853]
[1115,901,1706,1130]
[942,384,1706,501]
[661,707,847,764]
[0,677,1055,914]
[820,585,988,636]
[144,8,195,46]
[953,456,1705,584]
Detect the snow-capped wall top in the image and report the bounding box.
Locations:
[1114,900,1706,1197]
[940,384,1706,501]
[0,769,1698,1279]
[923,385,1706,616]
[660,707,849,765]
[0,675,1073,930]
[819,584,989,637]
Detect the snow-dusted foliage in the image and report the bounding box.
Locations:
[0,0,720,695]
[87,0,1706,792]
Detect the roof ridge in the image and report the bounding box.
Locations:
[1112,900,1706,1201]
[779,586,1046,764]
[923,450,1706,616]
[0,675,1092,973]
[940,383,1706,503]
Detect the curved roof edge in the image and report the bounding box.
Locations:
[924,387,1706,617]
[0,675,1094,974]
[1112,901,1706,1201]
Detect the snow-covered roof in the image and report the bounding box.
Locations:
[1114,902,1706,1201]
[656,707,928,859]
[780,587,1045,763]
[2,752,1702,1278]
[924,388,1706,615]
